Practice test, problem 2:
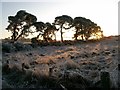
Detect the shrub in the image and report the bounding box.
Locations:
[2,42,16,53]
[23,44,33,51]
[14,42,25,51]
[31,37,38,45]
[14,42,32,51]
[2,41,32,52]
[64,60,80,70]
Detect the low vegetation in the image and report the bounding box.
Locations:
[2,36,119,89]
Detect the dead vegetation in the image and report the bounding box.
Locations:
[2,36,119,89]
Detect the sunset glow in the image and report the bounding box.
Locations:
[1,0,118,39]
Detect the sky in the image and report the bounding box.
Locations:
[0,0,119,39]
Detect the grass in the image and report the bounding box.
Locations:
[2,36,119,89]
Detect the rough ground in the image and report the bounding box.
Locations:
[2,36,119,89]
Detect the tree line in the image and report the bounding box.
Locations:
[6,10,103,43]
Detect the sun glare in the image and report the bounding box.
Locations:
[89,32,103,40]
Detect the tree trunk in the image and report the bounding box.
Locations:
[36,33,41,39]
[53,32,56,41]
[75,34,77,41]
[15,31,23,41]
[12,25,17,42]
[60,24,63,42]
[80,25,84,41]
[81,35,84,41]
[75,29,78,41]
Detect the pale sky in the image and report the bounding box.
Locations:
[0,0,119,39]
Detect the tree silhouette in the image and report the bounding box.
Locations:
[73,17,103,41]
[6,10,37,42]
[54,15,73,42]
[6,10,103,42]
[32,21,46,39]
[81,19,95,41]
[91,25,103,39]
[42,22,57,42]
[73,17,82,40]
[32,22,58,42]
[73,17,88,41]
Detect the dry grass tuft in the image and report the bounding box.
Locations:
[64,59,80,70]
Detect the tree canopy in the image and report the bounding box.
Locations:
[6,10,104,43]
[73,17,103,41]
[6,10,37,42]
[54,15,73,42]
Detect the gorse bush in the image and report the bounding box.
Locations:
[14,42,32,51]
[2,42,33,53]
[14,42,25,51]
[2,42,16,53]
